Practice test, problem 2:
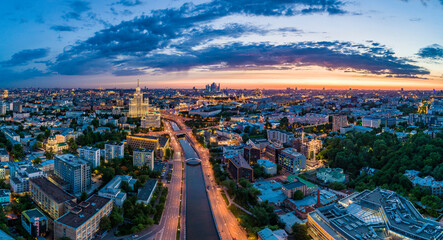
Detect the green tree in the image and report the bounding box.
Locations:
[68,138,78,151]
[32,157,42,165]
[279,117,289,130]
[45,148,55,160]
[99,216,112,231]
[110,207,124,227]
[293,190,304,200]
[421,195,442,209]
[292,223,311,240]
[12,144,24,159]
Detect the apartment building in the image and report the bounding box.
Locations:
[104,142,124,160]
[278,148,306,174]
[78,146,101,168]
[29,177,77,219]
[133,148,154,169]
[54,195,113,240]
[55,154,91,194]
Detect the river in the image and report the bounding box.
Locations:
[179,137,219,240]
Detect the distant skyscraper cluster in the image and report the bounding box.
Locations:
[205,82,221,92]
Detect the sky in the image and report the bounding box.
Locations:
[0,0,442,89]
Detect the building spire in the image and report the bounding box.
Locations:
[137,79,140,87]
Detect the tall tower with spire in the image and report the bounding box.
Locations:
[129,79,150,118]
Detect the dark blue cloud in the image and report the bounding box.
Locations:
[63,0,91,20]
[50,25,78,32]
[114,0,143,7]
[51,38,429,78]
[417,44,443,60]
[46,0,429,78]
[11,0,433,81]
[2,48,49,67]
[135,42,429,77]
[0,68,49,83]
[112,68,146,76]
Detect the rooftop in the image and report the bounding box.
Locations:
[137,179,157,202]
[30,177,75,203]
[134,148,154,153]
[0,229,14,240]
[0,148,8,156]
[55,195,111,229]
[23,208,46,220]
[56,154,89,167]
[283,181,306,190]
[310,188,443,240]
[228,154,252,170]
[79,146,100,151]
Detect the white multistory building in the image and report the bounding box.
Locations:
[78,146,101,168]
[105,142,124,160]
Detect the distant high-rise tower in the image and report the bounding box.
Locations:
[332,115,348,132]
[128,80,150,118]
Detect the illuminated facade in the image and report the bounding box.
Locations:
[128,80,150,118]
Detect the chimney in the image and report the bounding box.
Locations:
[316,189,322,208]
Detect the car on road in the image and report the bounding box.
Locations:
[132,235,138,238]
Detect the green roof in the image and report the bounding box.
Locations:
[23,208,45,220]
[296,176,317,189]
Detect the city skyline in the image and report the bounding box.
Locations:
[0,0,442,89]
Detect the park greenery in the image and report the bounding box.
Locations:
[117,183,168,235]
[75,127,127,147]
[292,223,311,240]
[319,131,443,214]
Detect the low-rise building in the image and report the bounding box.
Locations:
[253,180,287,206]
[0,229,14,240]
[282,181,307,198]
[257,158,277,175]
[0,148,9,162]
[0,189,10,206]
[316,168,346,183]
[98,175,136,207]
[141,111,161,128]
[54,195,113,240]
[340,124,372,134]
[278,212,303,233]
[362,116,382,128]
[308,188,443,240]
[126,135,169,158]
[10,166,45,194]
[21,209,48,238]
[137,179,157,205]
[257,227,288,240]
[404,170,443,197]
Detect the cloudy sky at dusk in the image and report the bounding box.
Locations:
[0,0,442,89]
